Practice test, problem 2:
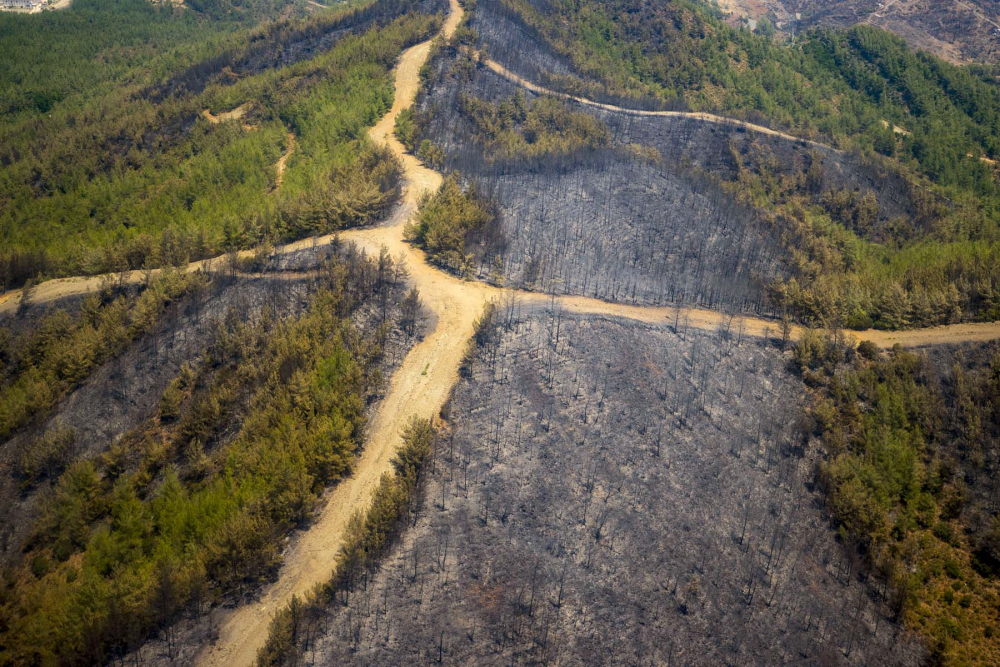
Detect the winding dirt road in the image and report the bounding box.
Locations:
[475,54,836,151]
[193,5,474,666]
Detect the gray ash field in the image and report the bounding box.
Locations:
[411,20,929,315]
[294,306,925,666]
[467,159,782,314]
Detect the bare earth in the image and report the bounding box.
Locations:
[3,3,1000,663]
[717,0,1000,65]
[200,103,251,124]
[274,132,295,191]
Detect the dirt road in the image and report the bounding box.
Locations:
[476,54,835,150]
[542,296,1000,350]
[200,104,250,124]
[274,132,295,191]
[193,4,471,666]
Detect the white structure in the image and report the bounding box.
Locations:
[1,0,43,11]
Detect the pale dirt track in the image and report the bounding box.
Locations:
[475,54,835,151]
[193,4,471,666]
[4,3,1000,662]
[201,104,250,124]
[274,132,295,191]
[543,297,1000,350]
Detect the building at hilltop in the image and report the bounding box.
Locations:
[1,0,43,10]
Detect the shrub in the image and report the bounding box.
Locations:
[933,521,955,545]
[405,176,493,273]
[856,339,880,361]
[16,427,76,490]
[394,106,417,150]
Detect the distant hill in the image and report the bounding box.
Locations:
[715,0,1000,64]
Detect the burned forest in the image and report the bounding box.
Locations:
[0,243,426,665]
[3,0,1000,665]
[269,304,927,666]
[399,1,946,323]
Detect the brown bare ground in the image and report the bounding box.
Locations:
[200,103,251,124]
[274,132,295,191]
[720,0,1000,65]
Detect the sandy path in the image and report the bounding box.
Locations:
[192,3,468,666]
[539,296,1000,350]
[201,103,251,124]
[219,270,1000,352]
[475,54,835,151]
[274,132,295,191]
[8,245,1000,350]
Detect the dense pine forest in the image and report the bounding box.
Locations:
[0,0,442,290]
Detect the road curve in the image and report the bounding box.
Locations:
[475,53,836,151]
[193,3,470,666]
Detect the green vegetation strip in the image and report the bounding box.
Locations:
[722,145,1000,329]
[256,417,435,667]
[794,333,1000,665]
[0,252,403,665]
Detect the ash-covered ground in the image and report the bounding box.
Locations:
[410,14,928,315]
[0,242,416,571]
[299,305,925,666]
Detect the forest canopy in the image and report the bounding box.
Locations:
[0,0,442,290]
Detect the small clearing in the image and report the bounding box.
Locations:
[200,103,251,124]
